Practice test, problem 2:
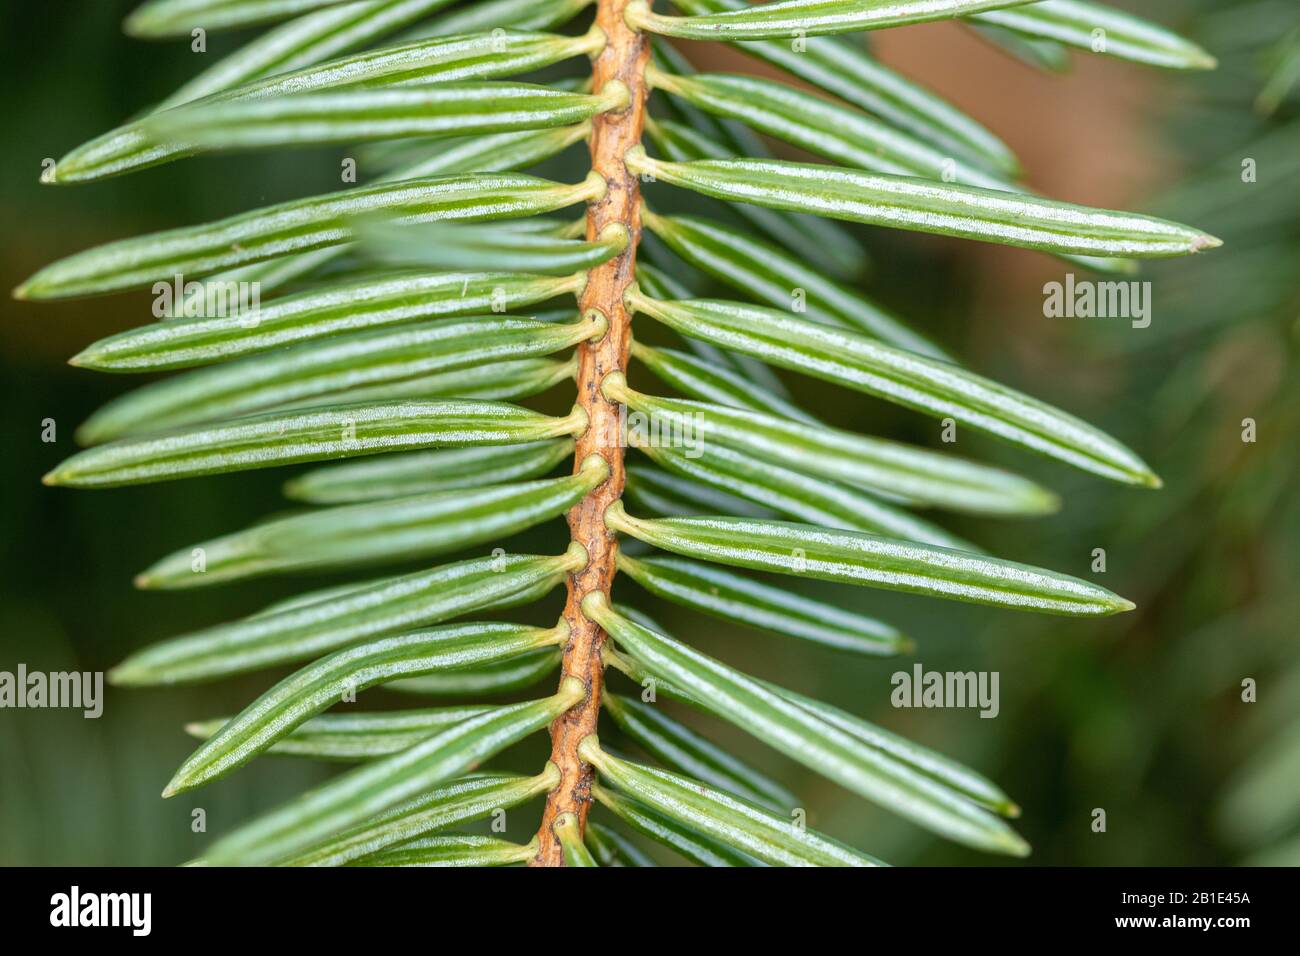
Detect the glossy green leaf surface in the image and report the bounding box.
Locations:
[608,379,1063,513]
[165,622,562,794]
[606,505,1135,617]
[643,209,946,359]
[77,315,600,442]
[49,30,601,183]
[603,636,1019,823]
[625,148,1219,258]
[623,464,773,520]
[205,679,581,865]
[399,0,594,41]
[774,686,1018,816]
[621,294,1161,487]
[126,0,357,36]
[373,122,592,181]
[971,0,1217,70]
[148,82,621,153]
[616,553,907,656]
[16,173,603,300]
[161,0,588,116]
[667,0,1018,173]
[156,0,469,108]
[359,220,625,275]
[207,122,591,297]
[650,61,1112,271]
[285,439,574,503]
[582,738,884,866]
[284,769,554,865]
[45,401,585,488]
[384,648,561,695]
[585,597,1028,854]
[629,0,1033,41]
[592,783,761,866]
[270,355,576,408]
[642,84,1130,275]
[630,342,816,424]
[186,707,493,759]
[650,67,1005,188]
[110,546,584,684]
[353,834,536,866]
[603,692,796,810]
[138,457,607,587]
[73,271,582,372]
[643,43,865,262]
[636,261,799,401]
[641,114,867,282]
[630,435,974,551]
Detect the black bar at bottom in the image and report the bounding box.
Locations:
[0,866,1281,941]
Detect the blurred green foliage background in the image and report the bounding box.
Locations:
[1,0,1295,866]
